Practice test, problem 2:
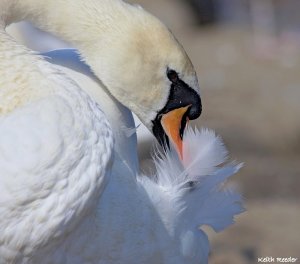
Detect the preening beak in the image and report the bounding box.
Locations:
[161,106,190,159]
[152,74,202,159]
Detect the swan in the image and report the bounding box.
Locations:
[0,0,244,263]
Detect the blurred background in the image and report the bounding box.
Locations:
[7,0,300,263]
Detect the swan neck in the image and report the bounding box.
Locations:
[3,0,145,110]
[6,0,131,44]
[3,0,168,128]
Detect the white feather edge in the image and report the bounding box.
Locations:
[138,127,244,236]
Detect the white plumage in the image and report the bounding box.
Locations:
[0,0,244,263]
[0,45,114,262]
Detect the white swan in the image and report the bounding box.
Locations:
[0,0,244,263]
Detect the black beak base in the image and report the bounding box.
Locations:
[152,75,202,150]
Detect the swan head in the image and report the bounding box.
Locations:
[81,4,202,158]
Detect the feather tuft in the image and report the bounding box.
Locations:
[183,127,229,178]
[144,126,244,258]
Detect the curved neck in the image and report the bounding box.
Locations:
[4,0,132,52]
[1,0,140,171]
[1,0,132,63]
[2,0,153,127]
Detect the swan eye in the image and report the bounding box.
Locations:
[167,69,179,83]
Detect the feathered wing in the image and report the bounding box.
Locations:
[141,127,244,262]
[0,71,114,262]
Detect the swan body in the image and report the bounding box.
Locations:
[0,1,243,263]
[0,40,114,262]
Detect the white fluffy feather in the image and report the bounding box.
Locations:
[139,127,244,261]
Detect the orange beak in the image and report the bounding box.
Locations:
[161,105,190,159]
